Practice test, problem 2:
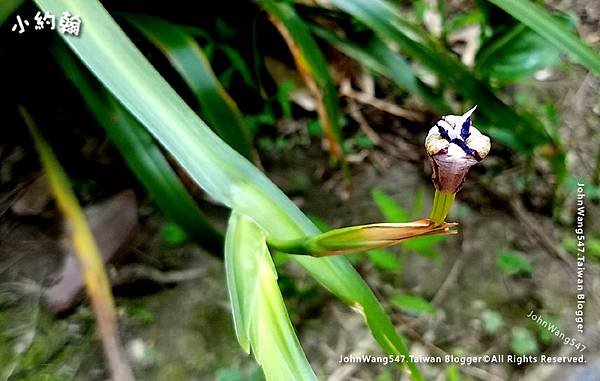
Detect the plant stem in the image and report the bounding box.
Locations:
[430,189,455,225]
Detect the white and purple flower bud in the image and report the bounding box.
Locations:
[425,106,490,194]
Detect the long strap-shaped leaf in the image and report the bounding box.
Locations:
[312,25,450,114]
[52,45,224,254]
[225,212,316,380]
[34,0,421,379]
[20,107,134,381]
[123,14,255,161]
[485,0,600,78]
[257,0,345,161]
[329,0,554,151]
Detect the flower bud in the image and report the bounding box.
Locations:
[425,106,490,194]
[268,219,457,256]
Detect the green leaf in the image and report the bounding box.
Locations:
[496,250,533,275]
[312,25,450,113]
[391,295,436,315]
[476,23,563,84]
[257,0,345,161]
[21,107,134,380]
[0,0,24,26]
[481,309,503,334]
[367,249,402,271]
[124,14,254,160]
[329,0,555,152]
[402,236,443,259]
[371,189,409,222]
[485,0,600,77]
[355,134,374,149]
[220,45,257,88]
[446,365,460,381]
[535,315,559,345]
[38,1,422,378]
[411,188,425,219]
[511,327,538,355]
[446,11,484,34]
[162,222,188,247]
[225,212,316,380]
[52,45,223,253]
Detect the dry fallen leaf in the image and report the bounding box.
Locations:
[44,189,137,313]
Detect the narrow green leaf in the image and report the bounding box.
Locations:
[20,107,134,381]
[485,0,600,77]
[391,295,436,315]
[312,25,450,113]
[402,236,443,259]
[35,1,422,378]
[511,327,538,355]
[476,23,563,84]
[124,14,254,160]
[371,189,409,222]
[52,45,224,253]
[367,249,402,271]
[225,212,316,380]
[496,250,533,275]
[257,0,345,161]
[329,0,554,151]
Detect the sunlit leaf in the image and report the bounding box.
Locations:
[391,295,436,315]
[37,0,422,378]
[367,249,402,271]
[52,45,223,253]
[476,23,564,84]
[481,309,503,334]
[511,327,538,355]
[371,189,409,222]
[485,0,600,77]
[496,250,533,275]
[225,212,316,380]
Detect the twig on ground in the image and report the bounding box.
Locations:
[340,80,425,122]
[346,101,382,146]
[402,325,506,381]
[110,264,207,286]
[507,197,574,273]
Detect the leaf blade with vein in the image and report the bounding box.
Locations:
[36,1,421,378]
[124,14,255,160]
[20,107,134,381]
[225,212,316,380]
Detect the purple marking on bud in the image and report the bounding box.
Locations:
[450,138,481,160]
[460,116,471,140]
[437,123,452,142]
[425,106,490,194]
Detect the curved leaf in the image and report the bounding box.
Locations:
[329,0,554,151]
[476,22,564,84]
[124,14,255,160]
[225,212,316,380]
[312,25,450,113]
[35,0,422,379]
[52,45,223,254]
[485,0,600,77]
[257,0,345,161]
[20,107,134,381]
